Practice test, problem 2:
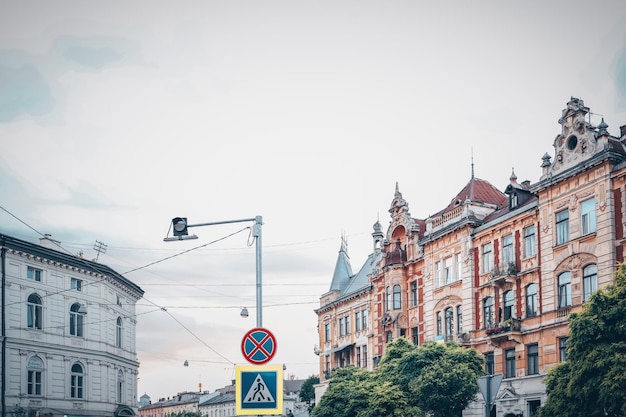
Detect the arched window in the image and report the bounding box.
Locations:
[483,297,494,328]
[583,264,598,302]
[503,290,514,320]
[558,272,572,308]
[526,284,538,317]
[70,363,84,398]
[117,370,124,403]
[444,307,454,340]
[70,303,84,337]
[393,285,401,309]
[27,294,43,329]
[27,356,44,396]
[116,317,123,348]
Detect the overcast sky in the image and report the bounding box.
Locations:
[1,0,626,402]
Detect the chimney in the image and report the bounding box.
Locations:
[39,234,62,250]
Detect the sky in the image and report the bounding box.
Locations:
[1,0,626,402]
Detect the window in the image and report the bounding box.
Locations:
[483,297,494,328]
[385,330,392,342]
[505,348,516,378]
[27,356,43,396]
[70,363,84,399]
[70,303,84,337]
[583,264,598,302]
[503,290,514,321]
[558,272,572,308]
[324,323,330,343]
[27,294,43,330]
[502,234,514,267]
[528,400,541,417]
[524,225,537,258]
[559,337,568,362]
[338,318,345,337]
[355,311,362,332]
[556,209,569,245]
[361,310,368,330]
[117,370,124,403]
[581,198,596,235]
[444,257,453,284]
[27,266,42,282]
[484,352,494,375]
[456,254,462,281]
[71,278,83,292]
[510,192,518,208]
[362,345,368,368]
[482,243,493,273]
[435,261,442,287]
[527,344,539,375]
[392,285,401,309]
[436,312,442,336]
[411,327,418,345]
[445,308,454,340]
[385,286,391,311]
[456,305,463,334]
[410,281,417,306]
[116,317,123,348]
[356,346,361,368]
[526,284,538,317]
[345,315,351,335]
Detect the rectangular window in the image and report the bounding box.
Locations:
[355,311,361,332]
[456,253,462,281]
[502,234,514,267]
[362,310,368,330]
[581,198,596,235]
[339,318,345,337]
[456,305,463,334]
[345,315,351,335]
[485,352,494,375]
[356,346,361,368]
[444,257,453,285]
[527,344,539,375]
[528,400,541,417]
[583,264,598,302]
[27,266,42,282]
[71,278,83,292]
[505,348,516,378]
[482,243,493,273]
[556,209,570,245]
[410,281,418,307]
[362,345,368,368]
[559,337,568,362]
[27,370,42,395]
[411,327,418,345]
[524,225,537,258]
[324,323,330,343]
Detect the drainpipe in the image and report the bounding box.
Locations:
[2,244,7,417]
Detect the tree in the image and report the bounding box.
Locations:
[312,366,371,417]
[300,374,320,405]
[540,264,626,417]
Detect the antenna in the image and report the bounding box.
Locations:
[471,147,475,179]
[93,240,107,262]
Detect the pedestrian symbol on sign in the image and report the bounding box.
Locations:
[244,374,275,403]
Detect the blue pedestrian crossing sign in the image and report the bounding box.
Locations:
[236,365,283,415]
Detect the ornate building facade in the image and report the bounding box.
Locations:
[1,233,144,417]
[315,98,626,416]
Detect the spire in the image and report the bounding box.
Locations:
[598,117,609,136]
[328,236,353,292]
[471,148,475,179]
[510,167,517,183]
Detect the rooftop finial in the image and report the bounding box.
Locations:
[471,148,475,179]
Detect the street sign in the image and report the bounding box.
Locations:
[236,364,284,415]
[478,374,503,414]
[241,327,277,365]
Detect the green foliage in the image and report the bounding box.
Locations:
[540,264,626,417]
[300,374,320,404]
[313,339,483,417]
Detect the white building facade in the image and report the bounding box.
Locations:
[1,233,144,417]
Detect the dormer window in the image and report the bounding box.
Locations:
[567,135,578,150]
[510,192,518,209]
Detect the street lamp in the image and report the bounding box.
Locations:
[163,215,264,327]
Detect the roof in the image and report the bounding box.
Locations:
[439,176,508,215]
[0,233,144,297]
[327,238,353,293]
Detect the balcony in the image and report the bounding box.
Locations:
[485,318,522,345]
[489,262,518,286]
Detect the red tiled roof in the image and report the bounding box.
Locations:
[440,177,507,214]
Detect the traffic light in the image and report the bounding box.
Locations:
[172,217,189,236]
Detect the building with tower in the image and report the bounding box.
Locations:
[315,97,626,416]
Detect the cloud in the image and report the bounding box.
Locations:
[51,35,143,71]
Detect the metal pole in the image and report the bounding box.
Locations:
[485,375,491,417]
[254,216,263,328]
